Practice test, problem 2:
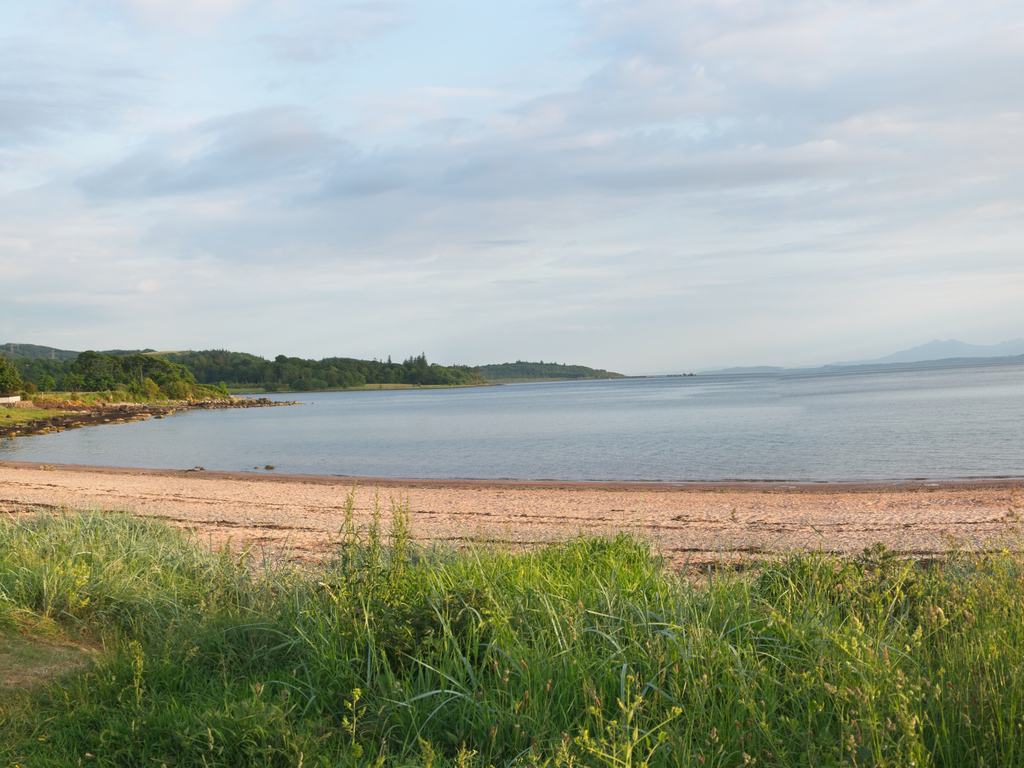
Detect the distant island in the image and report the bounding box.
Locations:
[1,345,626,394]
[477,361,625,382]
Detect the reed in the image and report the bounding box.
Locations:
[2,505,1023,767]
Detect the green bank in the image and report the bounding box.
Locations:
[2,504,1023,767]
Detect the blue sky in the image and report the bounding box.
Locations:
[1,0,1022,372]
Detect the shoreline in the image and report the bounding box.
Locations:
[0,396,294,440]
[2,461,1019,569]
[0,460,1020,493]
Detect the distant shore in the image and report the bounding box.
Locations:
[226,379,625,394]
[2,461,1018,569]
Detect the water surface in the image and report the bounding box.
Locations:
[2,363,1022,482]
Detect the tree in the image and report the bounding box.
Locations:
[37,374,55,392]
[0,356,22,395]
[61,373,85,392]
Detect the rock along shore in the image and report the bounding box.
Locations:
[0,397,296,440]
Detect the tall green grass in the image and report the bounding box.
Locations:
[2,502,1023,767]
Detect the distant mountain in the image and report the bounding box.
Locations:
[695,354,1024,378]
[835,339,1024,366]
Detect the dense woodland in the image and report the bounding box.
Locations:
[2,346,625,394]
[3,351,222,400]
[163,350,483,390]
[3,348,483,393]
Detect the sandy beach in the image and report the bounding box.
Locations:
[1,461,1019,569]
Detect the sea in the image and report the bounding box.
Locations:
[2,362,1022,483]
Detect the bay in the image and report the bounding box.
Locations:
[2,362,1022,482]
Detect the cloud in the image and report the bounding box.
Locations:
[78,107,341,198]
[260,2,405,62]
[120,0,255,32]
[3,0,1023,368]
[416,117,480,140]
[72,0,1024,255]
[0,39,147,146]
[413,87,506,99]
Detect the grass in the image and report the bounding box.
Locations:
[0,407,71,428]
[1,503,1023,767]
[30,389,226,406]
[29,393,135,406]
[0,631,97,704]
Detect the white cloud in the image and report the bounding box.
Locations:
[0,38,147,146]
[78,107,339,198]
[120,0,255,32]
[260,2,405,62]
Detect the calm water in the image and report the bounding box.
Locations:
[2,363,1022,482]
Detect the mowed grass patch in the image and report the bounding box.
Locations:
[0,630,98,704]
[1,502,1024,767]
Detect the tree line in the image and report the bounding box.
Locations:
[164,350,483,390]
[3,351,223,400]
[4,347,627,395]
[4,349,483,394]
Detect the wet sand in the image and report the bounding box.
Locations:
[1,461,1020,569]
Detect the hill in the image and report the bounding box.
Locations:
[0,343,81,361]
[477,361,625,382]
[834,338,1024,366]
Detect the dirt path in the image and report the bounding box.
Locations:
[1,462,1020,568]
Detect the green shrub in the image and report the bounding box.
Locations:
[141,377,160,399]
[161,379,192,400]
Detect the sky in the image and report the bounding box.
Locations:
[1,0,1022,373]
